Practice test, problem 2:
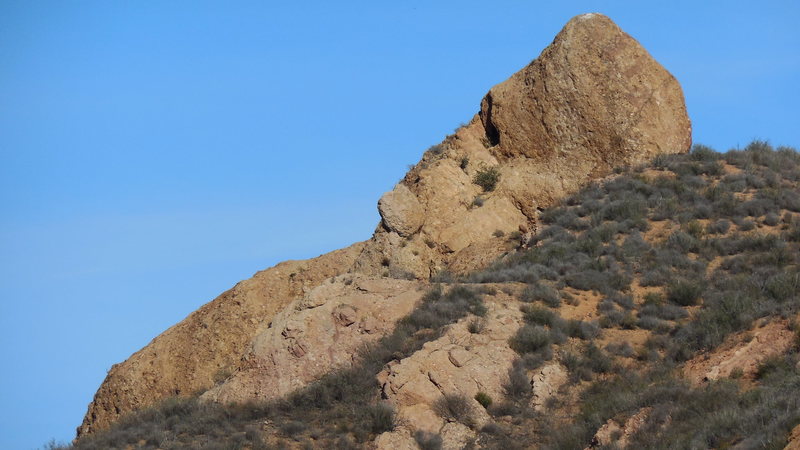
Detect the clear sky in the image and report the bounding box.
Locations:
[1,1,797,448]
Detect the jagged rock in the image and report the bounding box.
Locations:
[77,13,691,438]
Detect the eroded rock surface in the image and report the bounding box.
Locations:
[683,317,798,384]
[375,300,522,447]
[201,276,422,404]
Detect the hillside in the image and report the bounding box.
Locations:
[63,142,800,449]
[75,12,693,440]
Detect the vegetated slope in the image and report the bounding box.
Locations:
[61,142,800,450]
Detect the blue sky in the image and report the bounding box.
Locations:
[1,1,798,448]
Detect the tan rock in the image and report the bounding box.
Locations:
[481,13,690,164]
[440,422,475,450]
[374,429,418,450]
[397,403,444,434]
[380,301,522,433]
[683,317,798,384]
[530,363,568,411]
[201,276,422,404]
[378,183,424,237]
[76,242,365,437]
[785,424,800,450]
[353,13,689,279]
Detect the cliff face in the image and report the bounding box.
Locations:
[77,13,691,438]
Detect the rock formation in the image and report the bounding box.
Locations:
[77,13,691,438]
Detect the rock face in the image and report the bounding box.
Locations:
[77,13,691,438]
[200,276,423,404]
[375,299,522,447]
[76,243,365,437]
[482,13,691,164]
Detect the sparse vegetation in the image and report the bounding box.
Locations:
[474,166,501,192]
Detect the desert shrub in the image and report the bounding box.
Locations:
[764,212,780,226]
[521,305,558,327]
[503,362,531,399]
[474,166,501,192]
[433,394,474,427]
[467,317,486,334]
[765,271,800,301]
[474,392,493,409]
[691,144,720,161]
[480,422,503,435]
[280,420,307,438]
[558,319,601,340]
[666,230,700,253]
[605,341,635,358]
[600,308,624,328]
[666,278,704,306]
[414,430,443,450]
[365,403,395,434]
[510,325,551,354]
[639,303,687,321]
[706,219,731,235]
[404,285,485,330]
[520,283,560,307]
[733,216,756,231]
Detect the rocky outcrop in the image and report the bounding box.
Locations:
[78,13,691,438]
[76,243,365,437]
[683,317,798,384]
[482,13,691,164]
[374,299,522,447]
[352,12,690,279]
[201,275,422,404]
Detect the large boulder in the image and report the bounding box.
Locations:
[481,13,691,164]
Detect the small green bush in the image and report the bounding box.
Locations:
[474,392,493,409]
[474,167,501,192]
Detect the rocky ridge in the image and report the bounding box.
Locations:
[77,13,691,439]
